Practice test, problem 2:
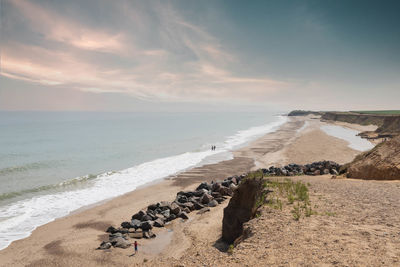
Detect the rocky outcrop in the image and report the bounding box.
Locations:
[222,174,264,244]
[97,174,245,249]
[346,135,400,180]
[288,110,324,116]
[321,112,400,139]
[261,161,340,176]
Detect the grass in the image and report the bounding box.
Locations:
[227,244,234,255]
[264,178,313,221]
[351,110,400,115]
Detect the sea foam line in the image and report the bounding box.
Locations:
[0,115,287,250]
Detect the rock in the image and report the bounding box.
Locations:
[200,193,213,204]
[219,186,233,196]
[143,230,156,239]
[193,189,208,197]
[212,182,221,192]
[170,202,181,215]
[97,241,112,250]
[180,202,194,211]
[147,203,158,211]
[229,183,238,191]
[121,221,132,229]
[109,232,124,239]
[154,218,165,227]
[180,211,189,220]
[155,214,165,220]
[161,209,170,218]
[106,226,118,234]
[331,169,339,175]
[131,219,142,229]
[215,197,225,204]
[323,169,330,174]
[167,214,177,221]
[183,207,191,213]
[196,182,211,191]
[221,181,231,187]
[140,221,153,231]
[197,207,210,214]
[132,210,146,221]
[313,170,321,176]
[141,214,152,222]
[331,175,337,179]
[110,237,131,249]
[117,228,129,234]
[177,191,194,198]
[129,231,143,239]
[208,200,218,207]
[211,191,222,198]
[177,195,189,203]
[159,201,171,211]
[231,177,238,185]
[193,201,205,210]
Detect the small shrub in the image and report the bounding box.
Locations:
[227,244,234,255]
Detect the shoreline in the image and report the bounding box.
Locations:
[0,116,376,266]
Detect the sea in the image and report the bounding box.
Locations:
[0,111,286,250]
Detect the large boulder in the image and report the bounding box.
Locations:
[97,241,112,250]
[200,193,213,204]
[132,210,146,221]
[153,218,165,227]
[110,237,130,249]
[140,221,153,231]
[170,202,181,215]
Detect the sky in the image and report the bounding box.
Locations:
[0,0,399,111]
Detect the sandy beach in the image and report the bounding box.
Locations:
[1,116,396,267]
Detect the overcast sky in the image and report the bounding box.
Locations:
[1,0,399,111]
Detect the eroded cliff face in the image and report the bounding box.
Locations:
[321,112,385,127]
[222,175,264,244]
[347,135,400,180]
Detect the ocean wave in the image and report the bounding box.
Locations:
[0,161,53,176]
[0,173,99,201]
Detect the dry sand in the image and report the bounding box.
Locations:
[1,116,397,267]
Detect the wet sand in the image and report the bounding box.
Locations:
[0,116,378,266]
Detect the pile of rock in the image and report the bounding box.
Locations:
[261,161,340,177]
[97,174,245,250]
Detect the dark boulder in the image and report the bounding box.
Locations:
[170,202,181,215]
[200,193,213,204]
[106,226,118,234]
[154,218,165,227]
[132,210,146,221]
[140,221,153,231]
[208,200,218,207]
[121,221,132,229]
[180,211,189,220]
[97,241,112,250]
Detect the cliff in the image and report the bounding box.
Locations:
[222,172,264,244]
[346,135,400,180]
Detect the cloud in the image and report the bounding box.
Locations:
[1,0,290,104]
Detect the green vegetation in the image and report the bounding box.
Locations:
[351,110,400,115]
[227,244,234,255]
[264,179,315,221]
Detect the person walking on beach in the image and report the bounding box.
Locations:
[134,241,138,254]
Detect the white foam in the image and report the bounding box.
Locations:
[320,125,375,151]
[0,115,287,250]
